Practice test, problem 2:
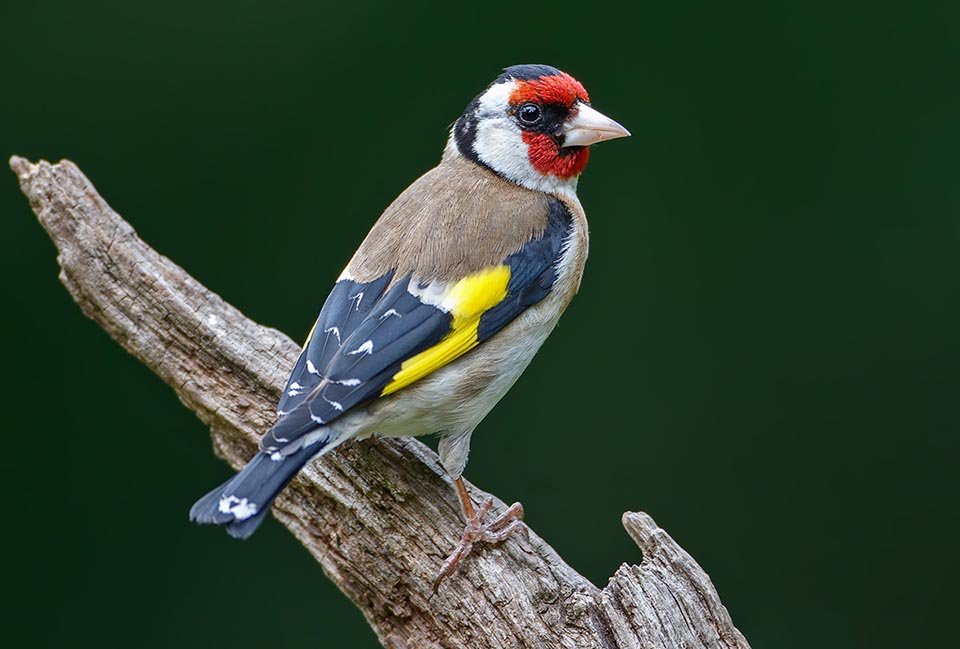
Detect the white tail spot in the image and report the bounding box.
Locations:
[219,496,258,521]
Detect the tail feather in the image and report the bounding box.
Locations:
[189,441,327,539]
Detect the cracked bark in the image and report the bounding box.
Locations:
[11,155,751,649]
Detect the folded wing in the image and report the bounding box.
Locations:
[264,199,573,453]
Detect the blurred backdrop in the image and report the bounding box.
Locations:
[2,1,957,647]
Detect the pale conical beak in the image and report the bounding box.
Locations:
[562,102,631,148]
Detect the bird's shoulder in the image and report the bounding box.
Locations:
[345,152,561,284]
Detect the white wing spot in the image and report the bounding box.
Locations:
[347,340,374,355]
[335,378,361,387]
[324,326,341,343]
[407,279,451,311]
[287,381,303,397]
[323,395,344,411]
[306,360,320,375]
[349,292,364,311]
[310,414,325,424]
[379,309,401,319]
[270,452,283,462]
[219,495,258,521]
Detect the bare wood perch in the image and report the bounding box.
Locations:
[11,155,751,649]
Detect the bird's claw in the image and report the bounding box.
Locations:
[432,499,526,592]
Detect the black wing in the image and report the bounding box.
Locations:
[276,271,395,416]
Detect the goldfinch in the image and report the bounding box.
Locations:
[190,64,630,587]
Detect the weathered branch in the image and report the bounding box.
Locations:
[11,155,751,649]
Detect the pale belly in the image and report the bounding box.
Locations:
[364,289,570,440]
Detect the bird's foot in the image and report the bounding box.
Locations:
[433,498,527,592]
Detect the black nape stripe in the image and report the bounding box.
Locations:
[453,98,482,167]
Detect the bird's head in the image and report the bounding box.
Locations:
[450,64,630,195]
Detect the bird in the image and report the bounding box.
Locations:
[190,64,630,589]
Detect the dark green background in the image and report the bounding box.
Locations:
[2,2,957,647]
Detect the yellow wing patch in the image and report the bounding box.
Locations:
[380,266,511,396]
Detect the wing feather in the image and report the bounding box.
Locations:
[263,197,573,452]
[276,271,395,415]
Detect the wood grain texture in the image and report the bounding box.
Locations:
[10,155,751,649]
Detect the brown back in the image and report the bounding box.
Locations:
[346,153,551,284]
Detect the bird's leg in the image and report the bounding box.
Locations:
[432,476,528,592]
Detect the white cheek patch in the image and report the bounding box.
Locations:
[467,80,579,199]
[474,117,531,182]
[473,82,534,186]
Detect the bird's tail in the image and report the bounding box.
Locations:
[189,441,330,539]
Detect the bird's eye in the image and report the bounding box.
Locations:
[518,103,542,125]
